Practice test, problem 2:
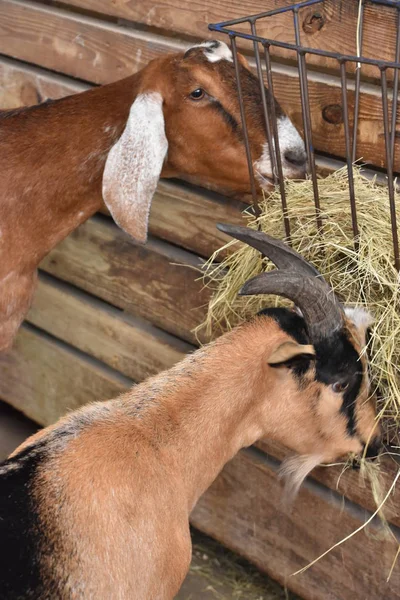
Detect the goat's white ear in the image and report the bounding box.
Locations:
[102,92,168,243]
[268,341,315,366]
[344,307,374,346]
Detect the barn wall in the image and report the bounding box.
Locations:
[1,1,400,597]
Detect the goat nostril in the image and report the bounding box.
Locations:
[363,438,382,459]
[284,149,307,168]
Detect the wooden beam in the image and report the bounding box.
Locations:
[0,324,130,425]
[39,0,400,81]
[39,216,210,344]
[150,181,246,259]
[28,273,191,381]
[0,0,184,84]
[0,55,86,109]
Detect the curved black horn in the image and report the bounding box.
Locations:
[217,223,344,342]
[217,223,320,277]
[239,271,343,342]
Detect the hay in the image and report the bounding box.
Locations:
[199,166,400,443]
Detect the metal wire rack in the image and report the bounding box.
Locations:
[209,0,400,269]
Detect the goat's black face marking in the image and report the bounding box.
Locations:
[258,308,313,378]
[258,307,309,345]
[211,99,240,135]
[258,307,363,436]
[314,332,362,436]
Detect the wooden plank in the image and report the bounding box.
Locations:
[0,324,130,425]
[192,449,400,600]
[58,0,399,80]
[0,56,86,109]
[27,274,191,381]
[271,68,394,172]
[0,8,396,171]
[0,0,184,84]
[39,216,210,344]
[150,181,246,258]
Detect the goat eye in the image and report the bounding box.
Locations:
[190,88,205,100]
[332,381,349,394]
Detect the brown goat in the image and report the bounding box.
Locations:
[0,40,306,353]
[0,226,379,600]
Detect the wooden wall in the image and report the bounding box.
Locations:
[1,1,400,598]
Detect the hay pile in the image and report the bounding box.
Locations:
[200,166,400,441]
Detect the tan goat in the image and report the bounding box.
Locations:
[0,226,379,600]
[0,39,306,352]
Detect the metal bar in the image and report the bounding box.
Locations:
[230,35,260,216]
[209,0,398,29]
[369,0,400,7]
[208,0,323,29]
[263,43,291,239]
[381,67,400,270]
[209,27,400,70]
[293,8,321,228]
[210,0,400,267]
[250,23,278,184]
[389,7,400,167]
[340,61,359,243]
[351,0,364,162]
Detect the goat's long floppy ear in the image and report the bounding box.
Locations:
[102,92,168,243]
[268,341,315,366]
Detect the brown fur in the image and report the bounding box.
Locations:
[0,43,302,352]
[7,312,378,599]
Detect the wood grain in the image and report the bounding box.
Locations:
[192,448,400,600]
[0,8,397,170]
[28,274,191,381]
[39,216,210,344]
[150,181,247,258]
[0,0,183,84]
[0,324,129,425]
[56,0,400,80]
[0,56,86,109]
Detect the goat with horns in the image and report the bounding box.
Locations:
[0,225,380,600]
[0,39,306,352]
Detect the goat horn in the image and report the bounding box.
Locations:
[216,223,344,341]
[239,271,343,342]
[217,223,320,277]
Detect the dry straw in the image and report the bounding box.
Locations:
[199,166,400,444]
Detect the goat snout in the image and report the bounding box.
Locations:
[351,437,382,469]
[284,148,307,174]
[363,437,383,459]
